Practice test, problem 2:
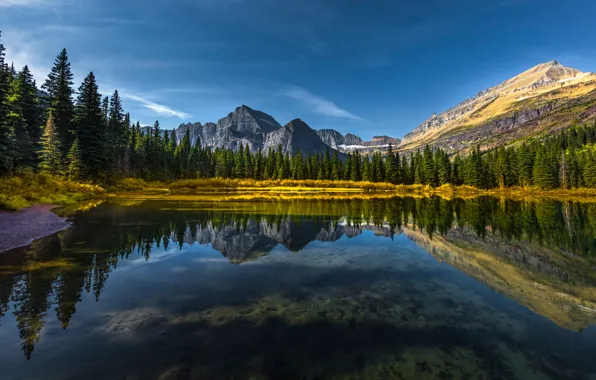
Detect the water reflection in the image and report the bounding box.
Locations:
[0,196,596,379]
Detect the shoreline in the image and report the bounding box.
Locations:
[2,183,596,253]
[0,205,71,253]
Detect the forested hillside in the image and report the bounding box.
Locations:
[1,31,596,190]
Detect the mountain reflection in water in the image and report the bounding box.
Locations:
[1,196,596,380]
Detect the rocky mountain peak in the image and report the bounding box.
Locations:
[263,119,334,156]
[218,104,282,135]
[400,60,596,154]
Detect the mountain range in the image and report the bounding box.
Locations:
[399,60,596,153]
[155,60,596,156]
[157,105,399,156]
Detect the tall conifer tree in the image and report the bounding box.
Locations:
[39,111,62,175]
[74,72,104,180]
[42,49,74,156]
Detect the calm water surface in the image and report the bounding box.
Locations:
[1,196,596,379]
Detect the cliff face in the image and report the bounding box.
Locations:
[316,129,400,155]
[263,119,336,156]
[317,129,363,148]
[399,61,596,153]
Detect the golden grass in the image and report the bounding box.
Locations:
[168,178,417,192]
[485,186,596,203]
[0,172,105,211]
[4,174,596,212]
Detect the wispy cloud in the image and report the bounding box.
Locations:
[0,0,52,7]
[284,87,365,121]
[95,17,150,26]
[123,94,191,119]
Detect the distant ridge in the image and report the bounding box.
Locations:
[399,61,596,153]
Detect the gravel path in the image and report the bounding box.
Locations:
[0,205,71,253]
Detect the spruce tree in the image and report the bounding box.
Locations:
[532,148,556,189]
[17,66,41,146]
[233,143,245,178]
[414,150,424,184]
[351,152,362,181]
[66,138,82,181]
[106,90,125,177]
[559,150,569,190]
[422,145,437,186]
[42,48,74,156]
[0,31,15,175]
[5,65,41,170]
[292,149,304,179]
[331,150,342,180]
[243,144,253,178]
[264,148,275,179]
[583,152,596,188]
[74,72,104,180]
[452,154,463,185]
[39,111,62,175]
[518,144,534,187]
[5,73,33,170]
[385,143,401,184]
[436,150,451,185]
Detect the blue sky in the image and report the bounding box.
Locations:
[1,0,595,139]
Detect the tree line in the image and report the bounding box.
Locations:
[1,32,596,188]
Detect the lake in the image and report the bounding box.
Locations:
[1,195,596,379]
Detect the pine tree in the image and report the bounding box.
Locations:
[233,143,245,178]
[6,65,41,169]
[292,149,305,179]
[101,96,109,127]
[436,150,451,185]
[452,153,463,185]
[414,150,424,184]
[16,66,41,146]
[0,31,15,175]
[559,150,570,190]
[518,144,534,187]
[532,148,556,189]
[175,128,191,179]
[464,146,485,188]
[422,145,437,186]
[243,144,253,178]
[495,147,510,188]
[331,150,342,180]
[362,157,371,181]
[385,143,401,184]
[264,148,275,179]
[323,147,332,179]
[401,156,410,184]
[583,152,596,188]
[39,111,62,175]
[277,152,290,179]
[66,138,82,180]
[42,48,74,156]
[106,89,125,178]
[351,152,362,181]
[74,72,104,180]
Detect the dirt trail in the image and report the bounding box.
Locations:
[0,205,71,253]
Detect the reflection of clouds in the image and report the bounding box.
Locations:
[192,258,229,263]
[114,246,183,272]
[170,266,187,273]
